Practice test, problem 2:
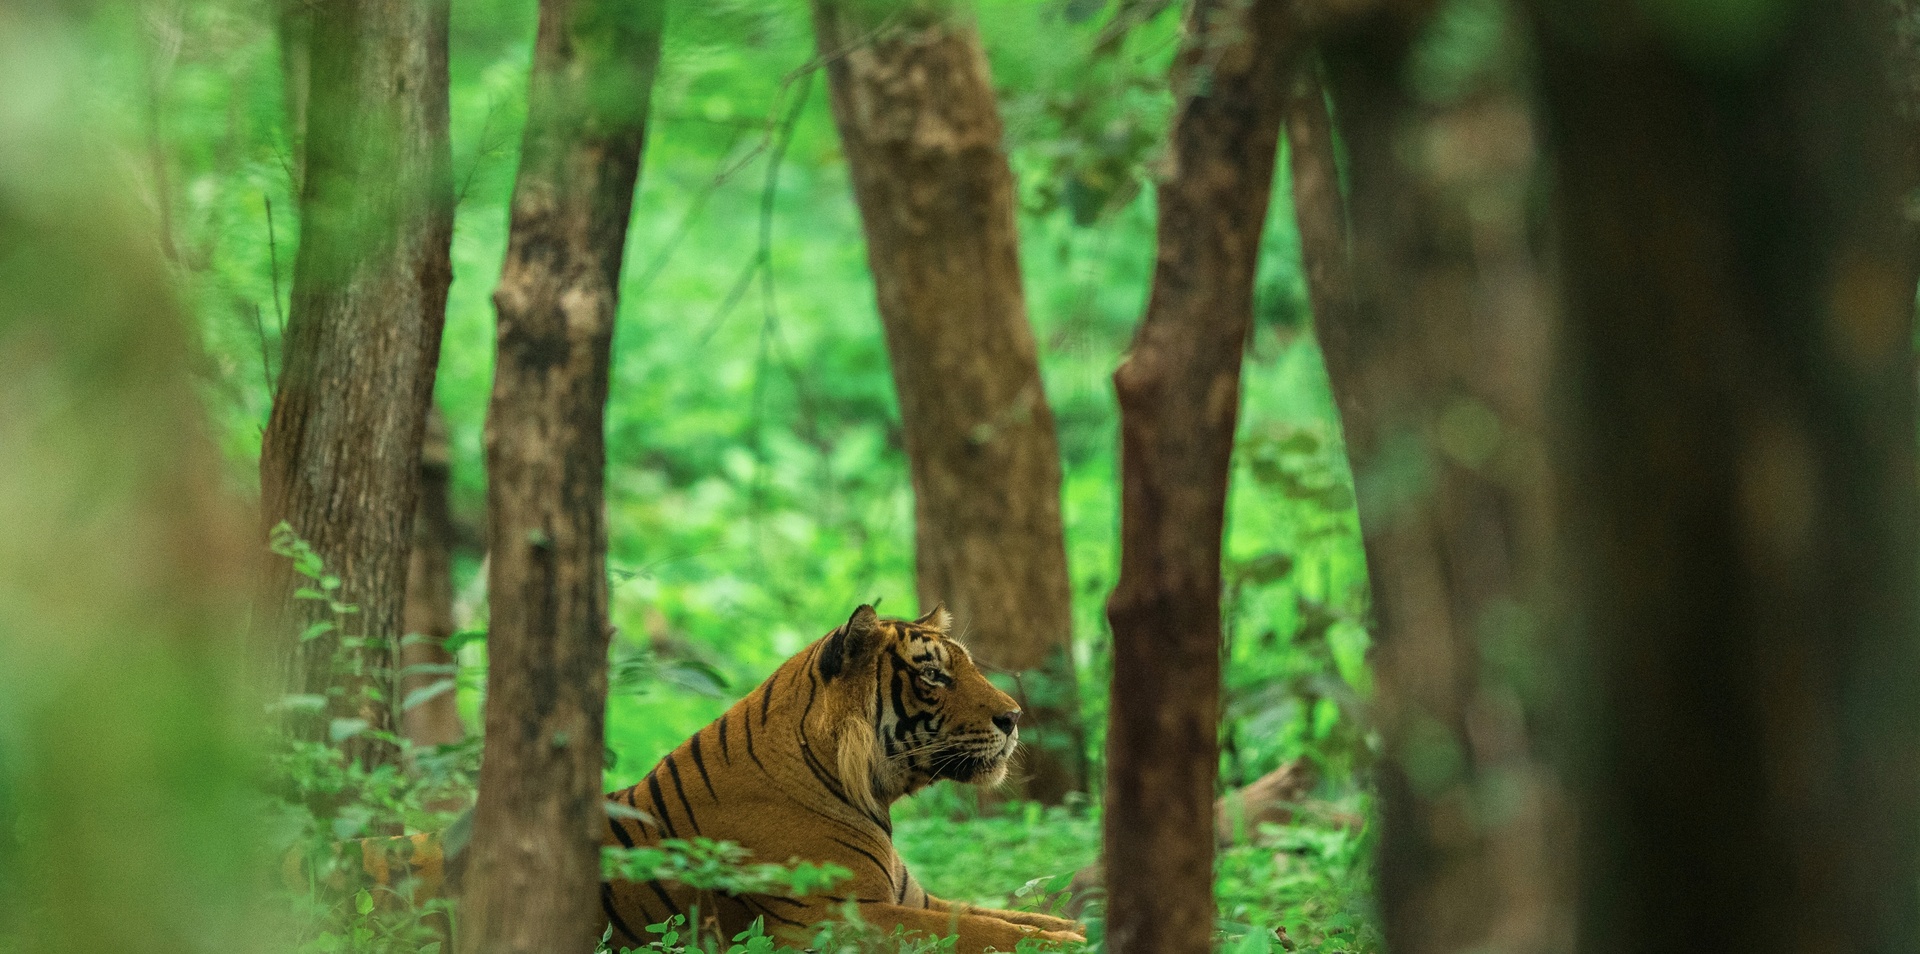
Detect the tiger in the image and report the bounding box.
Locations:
[346,604,1086,952]
[597,603,1086,951]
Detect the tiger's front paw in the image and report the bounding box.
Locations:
[1019,924,1086,946]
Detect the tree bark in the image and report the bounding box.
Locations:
[809,0,1085,803]
[458,1,665,952]
[1525,2,1920,952]
[1307,8,1569,952]
[1102,2,1299,952]
[402,407,464,752]
[258,0,454,769]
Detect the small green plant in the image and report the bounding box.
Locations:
[266,525,476,954]
[602,837,851,898]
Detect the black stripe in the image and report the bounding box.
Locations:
[664,755,702,835]
[603,883,644,947]
[758,670,777,725]
[687,732,719,800]
[647,774,679,838]
[795,675,855,807]
[828,835,893,891]
[786,789,882,843]
[739,895,807,928]
[743,707,769,774]
[798,740,852,806]
[647,880,681,918]
[608,813,637,849]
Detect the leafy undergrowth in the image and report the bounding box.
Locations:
[894,795,1380,954]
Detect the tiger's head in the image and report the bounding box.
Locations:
[808,604,1022,813]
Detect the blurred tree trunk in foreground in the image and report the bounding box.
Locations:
[460,0,665,951]
[0,7,262,954]
[1103,1,1297,951]
[1892,0,1920,301]
[810,0,1086,802]
[276,0,310,190]
[258,0,454,768]
[1305,6,1569,952]
[402,407,465,753]
[1526,1,1920,951]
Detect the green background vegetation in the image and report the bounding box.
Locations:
[108,0,1383,949]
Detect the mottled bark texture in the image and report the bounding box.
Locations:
[1308,7,1569,953]
[1102,2,1298,952]
[402,408,463,752]
[809,0,1085,802]
[458,1,665,952]
[1524,2,1920,952]
[258,0,453,767]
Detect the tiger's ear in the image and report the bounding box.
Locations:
[819,604,883,680]
[913,603,952,634]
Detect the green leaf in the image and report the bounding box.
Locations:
[606,802,655,825]
[274,693,327,714]
[402,679,456,711]
[444,627,487,652]
[328,717,370,742]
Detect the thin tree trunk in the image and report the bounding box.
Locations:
[809,0,1085,803]
[258,0,454,769]
[1102,2,1298,951]
[458,1,665,951]
[1308,8,1569,952]
[1525,2,1920,952]
[402,407,463,752]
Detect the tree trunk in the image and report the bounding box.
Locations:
[458,1,665,952]
[1308,8,1569,952]
[1102,2,1298,951]
[258,0,454,769]
[809,0,1085,803]
[1525,2,1920,952]
[276,0,311,191]
[1891,0,1920,301]
[402,407,464,752]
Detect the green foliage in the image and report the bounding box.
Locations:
[603,838,852,898]
[264,534,477,954]
[112,0,1391,949]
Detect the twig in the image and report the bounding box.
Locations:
[264,194,289,344]
[245,301,276,402]
[742,73,816,578]
[631,126,748,299]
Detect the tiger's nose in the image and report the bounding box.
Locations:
[993,709,1021,735]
